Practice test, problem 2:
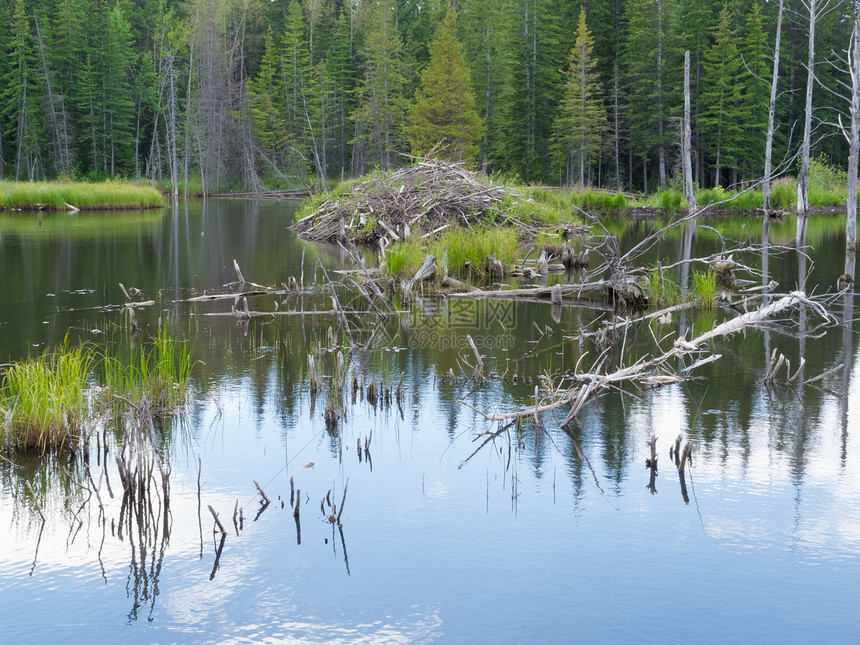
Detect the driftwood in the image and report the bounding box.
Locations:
[461,291,830,432]
[449,281,611,300]
[441,275,479,292]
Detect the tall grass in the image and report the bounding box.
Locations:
[0,345,94,452]
[691,269,717,311]
[1,333,194,454]
[645,266,681,308]
[571,189,628,214]
[102,329,193,410]
[0,179,163,210]
[383,226,520,278]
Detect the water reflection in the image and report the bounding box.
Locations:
[1,205,860,640]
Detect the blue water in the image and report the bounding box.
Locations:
[0,202,858,643]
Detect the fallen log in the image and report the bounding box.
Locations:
[448,281,611,300]
[461,291,830,431]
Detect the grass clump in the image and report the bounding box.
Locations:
[0,179,163,210]
[644,265,681,308]
[102,329,193,411]
[571,189,627,214]
[1,332,194,454]
[435,226,519,274]
[0,345,94,453]
[383,226,519,279]
[691,269,717,311]
[383,239,427,277]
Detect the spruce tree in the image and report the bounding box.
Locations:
[406,6,483,161]
[353,0,408,171]
[550,8,605,186]
[738,2,770,181]
[249,27,287,169]
[623,0,678,191]
[1,0,44,180]
[701,6,744,187]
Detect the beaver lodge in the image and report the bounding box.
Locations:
[290,157,565,248]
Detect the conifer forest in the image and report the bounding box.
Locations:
[0,0,855,194]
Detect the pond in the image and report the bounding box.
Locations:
[1,201,858,643]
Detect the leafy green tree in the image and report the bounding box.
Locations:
[701,6,744,187]
[406,6,483,161]
[550,8,606,186]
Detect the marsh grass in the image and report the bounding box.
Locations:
[0,179,163,210]
[1,332,193,454]
[645,266,682,308]
[0,345,94,453]
[383,226,520,279]
[691,269,717,311]
[102,329,193,411]
[571,189,628,214]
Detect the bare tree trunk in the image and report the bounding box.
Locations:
[613,62,621,192]
[184,41,194,196]
[34,15,72,176]
[763,0,784,214]
[683,50,696,211]
[798,0,817,216]
[847,18,860,249]
[656,0,666,189]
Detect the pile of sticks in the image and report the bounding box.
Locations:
[290,158,510,245]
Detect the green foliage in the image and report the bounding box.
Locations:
[571,190,627,214]
[0,344,93,452]
[700,7,744,186]
[101,329,193,411]
[691,269,716,310]
[0,179,163,209]
[435,226,518,275]
[645,266,681,308]
[406,7,483,160]
[655,189,684,213]
[550,9,606,186]
[353,0,408,171]
[623,0,677,187]
[383,225,519,279]
[383,239,427,277]
[0,332,193,453]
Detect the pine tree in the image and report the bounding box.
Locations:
[491,0,565,182]
[406,6,483,161]
[1,0,44,180]
[460,0,506,172]
[550,8,606,186]
[104,4,136,174]
[738,2,770,181]
[623,0,678,191]
[249,27,287,167]
[353,0,408,171]
[280,0,312,177]
[324,10,358,178]
[677,0,716,186]
[701,6,744,187]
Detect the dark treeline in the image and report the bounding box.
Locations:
[0,0,854,193]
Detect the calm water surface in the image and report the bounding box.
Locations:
[0,201,858,643]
